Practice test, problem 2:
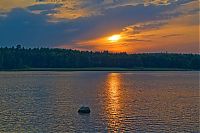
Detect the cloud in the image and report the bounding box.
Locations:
[144,0,178,5]
[27,3,62,11]
[0,8,72,47]
[122,21,167,35]
[0,0,35,13]
[161,34,183,38]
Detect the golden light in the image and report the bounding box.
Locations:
[108,34,121,42]
[105,73,123,130]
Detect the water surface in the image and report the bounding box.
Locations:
[0,71,199,132]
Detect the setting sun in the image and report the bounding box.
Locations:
[108,34,121,42]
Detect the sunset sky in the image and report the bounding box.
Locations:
[0,0,199,53]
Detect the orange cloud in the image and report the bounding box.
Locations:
[0,0,35,12]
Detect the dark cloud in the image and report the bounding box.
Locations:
[125,39,152,42]
[0,8,72,47]
[161,34,183,38]
[27,3,62,11]
[129,22,167,34]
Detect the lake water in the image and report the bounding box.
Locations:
[0,71,199,132]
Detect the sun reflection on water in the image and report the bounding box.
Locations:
[105,73,124,132]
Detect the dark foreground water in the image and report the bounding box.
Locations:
[0,71,199,132]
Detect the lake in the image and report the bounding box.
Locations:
[0,71,199,132]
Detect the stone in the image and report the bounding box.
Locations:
[78,106,91,114]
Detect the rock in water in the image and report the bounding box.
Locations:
[78,106,90,114]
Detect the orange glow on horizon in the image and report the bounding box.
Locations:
[59,13,199,53]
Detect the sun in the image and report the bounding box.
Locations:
[108,34,121,42]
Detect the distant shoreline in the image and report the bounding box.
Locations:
[0,68,198,71]
[1,47,199,70]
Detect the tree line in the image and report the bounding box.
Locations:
[0,46,199,70]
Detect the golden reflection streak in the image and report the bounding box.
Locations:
[105,73,123,132]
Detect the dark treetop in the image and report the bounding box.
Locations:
[0,46,199,70]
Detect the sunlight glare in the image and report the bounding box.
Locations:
[108,34,121,42]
